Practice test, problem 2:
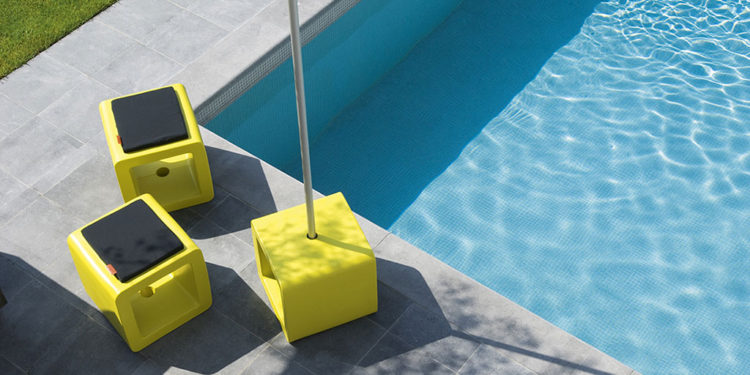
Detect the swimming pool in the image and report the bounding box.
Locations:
[209,0,750,373]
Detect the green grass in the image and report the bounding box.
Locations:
[0,0,118,78]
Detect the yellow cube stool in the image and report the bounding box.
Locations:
[67,194,212,351]
[99,84,213,211]
[251,192,377,342]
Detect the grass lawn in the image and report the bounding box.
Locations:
[0,0,118,78]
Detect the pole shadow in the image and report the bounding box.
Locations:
[268,257,618,374]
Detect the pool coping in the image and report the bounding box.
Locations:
[0,0,638,374]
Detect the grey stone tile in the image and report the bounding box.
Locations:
[0,53,85,114]
[0,117,84,187]
[39,76,120,144]
[500,333,632,375]
[0,187,39,228]
[141,308,266,374]
[204,145,278,215]
[219,8,288,72]
[168,60,233,112]
[169,14,286,110]
[88,128,112,157]
[92,43,183,94]
[0,254,35,303]
[458,345,535,375]
[241,346,313,375]
[188,0,273,31]
[31,235,107,321]
[168,0,200,8]
[31,316,146,374]
[354,213,389,250]
[32,143,98,194]
[0,280,89,371]
[298,0,340,24]
[0,196,85,270]
[145,10,229,64]
[185,183,230,217]
[387,304,479,371]
[0,169,31,223]
[375,233,520,330]
[131,359,169,375]
[269,317,386,374]
[45,20,139,76]
[366,282,411,330]
[233,257,273,308]
[0,94,34,135]
[352,333,455,375]
[188,218,253,273]
[210,263,281,342]
[204,194,264,245]
[44,154,122,223]
[96,0,183,43]
[168,207,203,231]
[0,356,24,375]
[374,236,631,375]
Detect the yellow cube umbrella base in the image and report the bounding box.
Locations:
[99,84,214,212]
[68,194,212,351]
[251,192,378,342]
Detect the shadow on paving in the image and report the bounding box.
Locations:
[181,145,278,240]
[0,253,277,374]
[271,258,617,374]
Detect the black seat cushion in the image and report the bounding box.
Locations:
[81,199,184,283]
[111,87,189,153]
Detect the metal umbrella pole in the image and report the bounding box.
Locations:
[288,0,317,239]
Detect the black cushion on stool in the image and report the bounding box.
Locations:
[81,199,184,283]
[111,87,189,153]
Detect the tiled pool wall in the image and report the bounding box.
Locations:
[195,0,360,125]
[205,0,464,169]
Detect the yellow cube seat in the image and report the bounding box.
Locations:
[251,192,377,342]
[67,194,212,351]
[99,84,213,211]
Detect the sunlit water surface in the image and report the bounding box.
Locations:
[384,1,750,374]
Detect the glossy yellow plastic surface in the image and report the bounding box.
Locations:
[67,194,212,352]
[99,84,214,211]
[251,192,378,342]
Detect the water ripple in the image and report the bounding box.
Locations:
[391,1,750,374]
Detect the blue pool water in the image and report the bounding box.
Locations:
[209,0,750,373]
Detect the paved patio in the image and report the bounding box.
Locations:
[0,0,637,374]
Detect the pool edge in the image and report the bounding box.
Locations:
[177,0,637,373]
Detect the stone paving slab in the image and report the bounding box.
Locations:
[0,0,636,374]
